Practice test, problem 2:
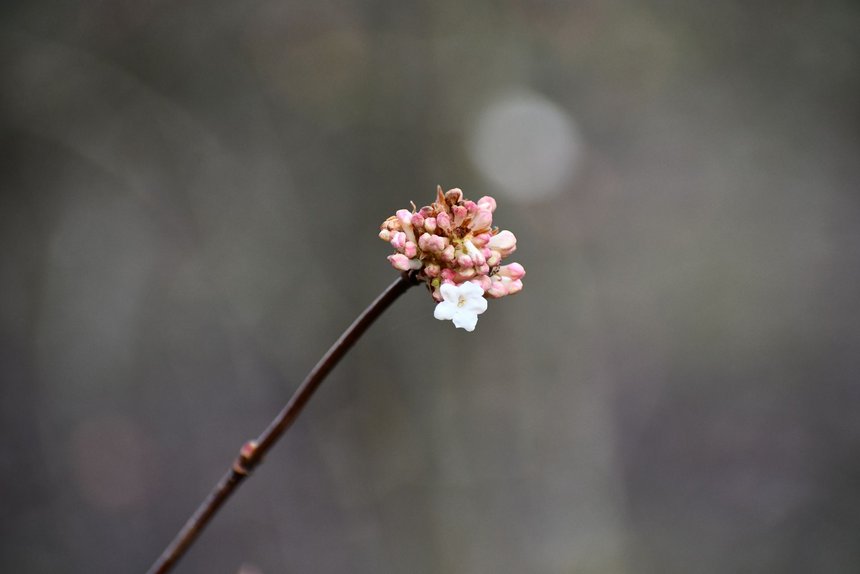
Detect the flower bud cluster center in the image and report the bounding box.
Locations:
[380,186,525,305]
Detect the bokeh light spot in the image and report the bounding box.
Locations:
[468,90,583,202]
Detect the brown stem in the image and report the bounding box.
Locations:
[147,273,417,574]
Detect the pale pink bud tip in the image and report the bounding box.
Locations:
[473,275,492,291]
[499,262,526,280]
[477,196,497,213]
[436,211,452,231]
[457,254,474,268]
[471,209,493,231]
[418,233,448,253]
[388,253,412,271]
[486,281,507,298]
[506,279,524,295]
[452,205,468,226]
[396,209,413,224]
[390,231,407,250]
[488,230,517,255]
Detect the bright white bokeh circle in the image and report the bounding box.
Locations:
[468,90,583,202]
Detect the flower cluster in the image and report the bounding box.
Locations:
[380,186,525,330]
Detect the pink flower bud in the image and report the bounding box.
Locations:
[470,208,493,231]
[456,267,476,280]
[486,278,507,298]
[411,213,425,229]
[472,275,492,291]
[418,233,448,253]
[424,217,437,233]
[390,231,407,250]
[396,209,417,243]
[477,195,497,213]
[440,268,456,282]
[488,230,517,256]
[388,253,411,271]
[396,209,412,226]
[476,263,490,275]
[499,262,526,280]
[378,229,391,242]
[404,241,417,258]
[424,263,441,277]
[486,251,501,266]
[452,205,468,227]
[471,232,491,247]
[441,244,455,262]
[505,279,523,295]
[463,200,478,215]
[457,254,474,268]
[419,206,434,218]
[436,212,452,232]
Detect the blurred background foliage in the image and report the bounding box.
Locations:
[1,1,859,572]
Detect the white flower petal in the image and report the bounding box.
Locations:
[462,296,488,314]
[452,311,479,332]
[459,281,485,299]
[439,283,459,304]
[434,301,458,321]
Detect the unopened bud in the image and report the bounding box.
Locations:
[418,233,448,253]
[388,253,411,271]
[436,212,452,232]
[390,231,407,250]
[499,262,526,280]
[477,195,497,213]
[488,230,517,256]
[452,205,468,227]
[457,254,474,268]
[471,209,493,231]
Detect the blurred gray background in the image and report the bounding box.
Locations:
[2,1,859,573]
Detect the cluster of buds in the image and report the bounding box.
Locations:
[379,186,525,303]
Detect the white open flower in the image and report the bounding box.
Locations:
[433,282,488,332]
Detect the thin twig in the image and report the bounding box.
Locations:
[147,273,417,574]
